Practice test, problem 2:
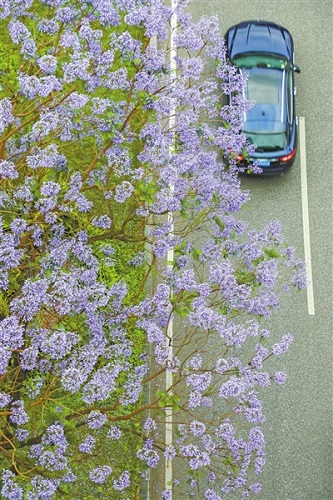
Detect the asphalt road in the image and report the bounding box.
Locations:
[186,1,333,499]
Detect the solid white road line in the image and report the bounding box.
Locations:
[164,1,178,497]
[299,116,315,315]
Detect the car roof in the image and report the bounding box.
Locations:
[226,21,293,61]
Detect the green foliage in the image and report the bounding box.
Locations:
[134,180,158,204]
[263,247,281,259]
[235,269,256,285]
[156,390,181,411]
[173,291,199,317]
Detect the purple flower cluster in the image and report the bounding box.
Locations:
[26,144,66,170]
[107,425,122,440]
[92,214,112,229]
[89,465,112,484]
[0,98,14,135]
[10,401,28,425]
[1,470,23,500]
[272,333,294,355]
[113,470,130,490]
[137,439,160,468]
[86,410,107,429]
[0,392,11,407]
[79,435,96,453]
[18,73,62,99]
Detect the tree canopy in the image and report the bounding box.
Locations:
[0,1,305,499]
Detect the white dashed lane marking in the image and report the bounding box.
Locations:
[299,116,315,315]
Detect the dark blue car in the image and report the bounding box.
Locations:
[225,21,301,174]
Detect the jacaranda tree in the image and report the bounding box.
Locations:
[0,1,305,498]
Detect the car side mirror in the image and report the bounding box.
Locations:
[293,65,301,73]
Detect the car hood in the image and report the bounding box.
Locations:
[226,21,293,61]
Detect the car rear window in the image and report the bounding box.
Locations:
[245,131,287,151]
[234,54,287,70]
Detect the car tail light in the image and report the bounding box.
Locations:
[279,148,296,162]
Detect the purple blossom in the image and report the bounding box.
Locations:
[39,330,79,359]
[0,392,11,407]
[55,6,77,23]
[79,435,96,453]
[254,451,266,474]
[187,372,212,392]
[89,465,112,484]
[137,440,160,468]
[105,67,129,90]
[189,451,210,470]
[152,239,169,258]
[273,371,287,384]
[38,55,57,74]
[114,181,134,203]
[28,444,42,459]
[185,355,202,370]
[190,421,206,437]
[38,450,67,471]
[249,482,262,493]
[0,315,24,350]
[82,362,124,403]
[272,333,294,355]
[0,160,18,179]
[37,19,59,34]
[164,445,176,460]
[92,215,112,229]
[15,428,29,441]
[13,178,34,202]
[204,490,222,500]
[113,471,130,490]
[20,345,39,370]
[42,423,68,450]
[61,367,86,393]
[86,410,108,429]
[28,476,59,500]
[11,278,49,321]
[25,375,44,399]
[62,471,77,483]
[144,417,157,432]
[26,145,67,170]
[1,470,23,500]
[21,37,36,59]
[10,218,27,236]
[188,391,201,408]
[18,73,62,99]
[10,400,28,425]
[235,392,266,424]
[0,98,14,134]
[107,426,122,440]
[8,19,30,43]
[189,478,197,489]
[128,251,145,266]
[220,377,248,399]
